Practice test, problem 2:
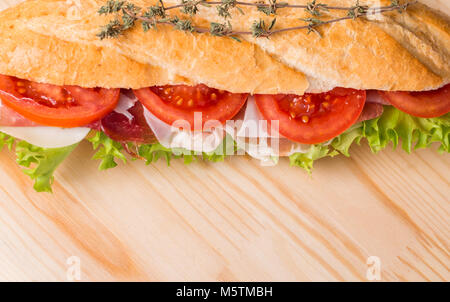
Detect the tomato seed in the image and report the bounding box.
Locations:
[301,116,310,123]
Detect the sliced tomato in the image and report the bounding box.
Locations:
[378,84,450,118]
[0,75,120,128]
[255,88,366,144]
[134,84,248,129]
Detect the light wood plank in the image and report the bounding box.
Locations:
[0,0,448,281]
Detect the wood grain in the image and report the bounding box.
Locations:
[0,0,449,282]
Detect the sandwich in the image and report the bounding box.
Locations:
[0,0,448,192]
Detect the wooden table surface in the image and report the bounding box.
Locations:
[0,0,449,282]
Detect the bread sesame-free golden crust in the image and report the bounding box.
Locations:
[0,21,192,89]
[372,3,450,84]
[0,0,448,93]
[0,0,308,94]
[186,0,449,91]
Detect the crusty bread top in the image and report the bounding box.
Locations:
[0,0,308,94]
[185,0,450,92]
[0,0,448,93]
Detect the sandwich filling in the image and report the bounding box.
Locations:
[0,74,449,192]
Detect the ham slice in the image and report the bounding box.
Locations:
[0,101,39,126]
[366,90,390,105]
[99,91,156,143]
[356,103,384,123]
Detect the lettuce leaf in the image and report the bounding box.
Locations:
[0,132,15,151]
[15,141,78,193]
[1,132,78,192]
[333,107,449,155]
[88,131,127,170]
[137,133,237,165]
[202,134,237,163]
[88,130,237,169]
[290,107,449,173]
[138,137,236,165]
[289,144,339,173]
[138,143,184,165]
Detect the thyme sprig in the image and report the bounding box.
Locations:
[97,0,416,40]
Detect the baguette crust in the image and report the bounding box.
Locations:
[0,0,448,93]
[0,0,308,94]
[187,0,449,91]
[0,21,192,89]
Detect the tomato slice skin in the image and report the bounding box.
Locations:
[134,85,248,129]
[255,88,366,144]
[378,84,450,118]
[0,75,120,128]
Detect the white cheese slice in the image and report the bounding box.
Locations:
[0,126,90,148]
[235,96,315,165]
[0,97,90,148]
[143,106,225,153]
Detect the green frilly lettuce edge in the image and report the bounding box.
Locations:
[87,131,237,171]
[0,132,78,193]
[290,107,449,172]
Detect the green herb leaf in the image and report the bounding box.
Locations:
[210,22,232,36]
[144,2,166,18]
[269,18,277,30]
[98,0,125,15]
[181,0,201,16]
[97,0,415,40]
[347,0,368,19]
[306,0,329,17]
[97,18,125,39]
[256,0,279,16]
[251,19,270,37]
[171,17,195,32]
[217,0,237,19]
[300,17,324,36]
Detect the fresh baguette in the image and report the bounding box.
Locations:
[0,0,448,93]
